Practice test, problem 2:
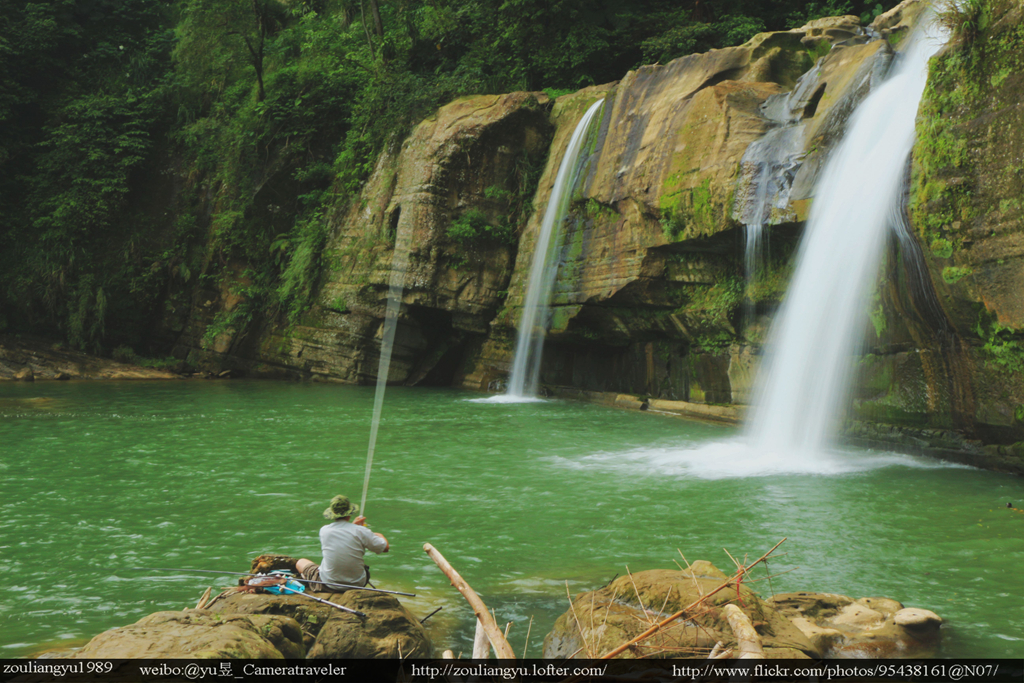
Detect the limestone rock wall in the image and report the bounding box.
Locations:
[168,92,553,385]
[466,17,899,403]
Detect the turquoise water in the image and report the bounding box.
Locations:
[1,381,1022,658]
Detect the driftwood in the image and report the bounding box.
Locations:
[472,619,490,659]
[194,587,213,610]
[708,641,731,659]
[596,538,786,660]
[423,543,516,659]
[722,604,765,659]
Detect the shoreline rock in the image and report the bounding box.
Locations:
[41,559,940,662]
[769,592,942,658]
[544,563,942,660]
[71,611,305,659]
[0,335,181,381]
[64,589,432,660]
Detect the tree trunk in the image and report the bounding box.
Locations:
[423,543,516,659]
[368,0,384,37]
[359,0,377,60]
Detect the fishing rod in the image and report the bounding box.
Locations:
[279,585,366,618]
[360,215,414,515]
[244,575,366,618]
[129,567,416,597]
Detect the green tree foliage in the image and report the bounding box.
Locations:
[0,0,173,349]
[0,0,901,352]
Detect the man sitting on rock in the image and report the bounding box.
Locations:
[296,495,389,592]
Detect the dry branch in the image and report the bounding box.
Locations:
[473,619,490,659]
[423,543,516,659]
[193,586,213,610]
[722,604,764,659]
[708,641,730,659]
[566,581,594,657]
[596,537,786,660]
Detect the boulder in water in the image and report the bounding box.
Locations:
[542,564,817,659]
[769,592,942,658]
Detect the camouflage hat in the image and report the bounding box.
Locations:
[323,495,359,520]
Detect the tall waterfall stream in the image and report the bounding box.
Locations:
[747,19,948,457]
[478,99,605,403]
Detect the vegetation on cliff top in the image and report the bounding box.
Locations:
[912,0,1024,370]
[1,0,899,354]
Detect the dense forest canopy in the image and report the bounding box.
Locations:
[0,0,898,355]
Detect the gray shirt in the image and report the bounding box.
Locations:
[318,520,388,586]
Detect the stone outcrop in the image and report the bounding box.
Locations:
[541,564,944,661]
[208,591,432,659]
[68,589,431,660]
[542,563,817,659]
[71,611,305,659]
[469,17,895,403]
[170,92,553,387]
[304,591,432,659]
[895,0,1024,451]
[769,592,942,658]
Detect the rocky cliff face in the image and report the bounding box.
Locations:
[170,92,553,386]
[158,0,1024,469]
[852,0,1024,461]
[468,16,895,403]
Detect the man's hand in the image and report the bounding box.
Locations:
[353,515,367,526]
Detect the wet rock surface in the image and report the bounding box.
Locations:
[769,592,942,658]
[70,611,305,659]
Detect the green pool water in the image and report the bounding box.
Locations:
[1,380,1022,658]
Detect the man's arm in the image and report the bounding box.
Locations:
[354,516,389,553]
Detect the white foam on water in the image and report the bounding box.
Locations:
[466,394,547,404]
[550,437,967,480]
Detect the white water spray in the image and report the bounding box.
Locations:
[478,99,605,403]
[747,19,947,458]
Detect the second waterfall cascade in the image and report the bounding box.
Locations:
[477,98,606,404]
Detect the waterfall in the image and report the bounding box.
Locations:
[747,18,947,456]
[480,99,605,403]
